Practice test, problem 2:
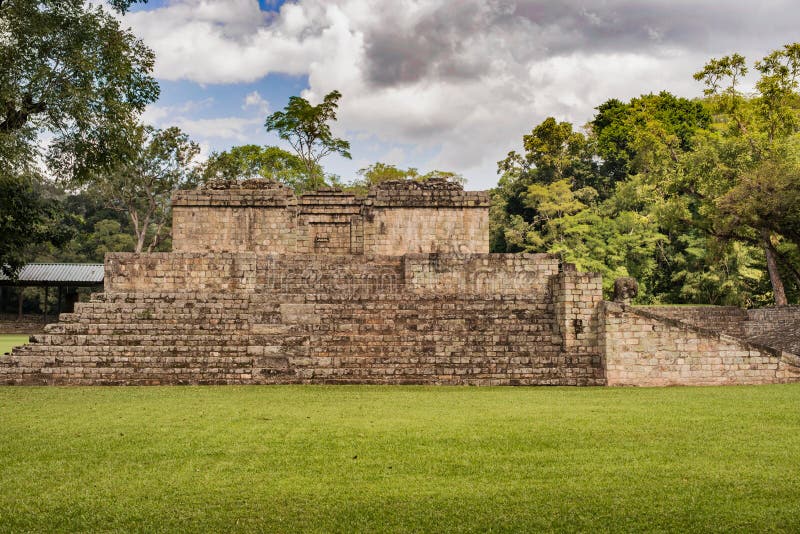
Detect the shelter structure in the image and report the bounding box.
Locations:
[0,264,104,322]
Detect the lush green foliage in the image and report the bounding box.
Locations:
[0,174,72,278]
[491,45,800,305]
[0,0,158,182]
[200,144,320,193]
[78,123,200,253]
[0,385,799,531]
[0,0,157,275]
[346,162,465,194]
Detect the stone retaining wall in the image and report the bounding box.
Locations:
[744,306,800,355]
[0,314,46,335]
[633,305,800,360]
[602,303,800,386]
[634,306,748,338]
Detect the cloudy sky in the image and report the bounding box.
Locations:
[123,0,800,188]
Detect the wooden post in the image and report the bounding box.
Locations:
[17,288,23,321]
[43,286,48,323]
[57,285,62,317]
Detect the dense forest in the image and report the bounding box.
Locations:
[491,48,800,306]
[1,2,798,308]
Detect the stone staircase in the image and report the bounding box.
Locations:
[1,288,605,386]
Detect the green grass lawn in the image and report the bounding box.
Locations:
[0,334,29,354]
[1,385,799,532]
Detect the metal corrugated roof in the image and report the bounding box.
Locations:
[0,263,104,284]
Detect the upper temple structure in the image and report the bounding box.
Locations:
[171,178,490,256]
[1,179,799,386]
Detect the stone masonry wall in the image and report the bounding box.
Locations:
[0,252,605,386]
[403,253,559,297]
[171,180,490,256]
[601,302,800,386]
[633,305,800,358]
[553,266,603,356]
[744,306,800,355]
[634,306,748,338]
[363,208,489,255]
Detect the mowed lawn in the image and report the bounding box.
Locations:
[0,334,29,355]
[1,386,799,532]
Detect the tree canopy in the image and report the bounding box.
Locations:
[88,123,200,253]
[200,145,318,193]
[491,43,800,306]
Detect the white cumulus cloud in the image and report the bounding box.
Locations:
[123,0,800,187]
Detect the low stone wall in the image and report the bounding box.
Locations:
[0,314,46,335]
[404,253,559,297]
[633,304,800,359]
[634,306,748,338]
[602,303,800,386]
[745,306,800,355]
[104,253,406,297]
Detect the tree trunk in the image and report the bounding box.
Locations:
[761,228,788,306]
[130,211,149,253]
[135,231,147,253]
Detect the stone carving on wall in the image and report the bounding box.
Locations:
[613,277,638,304]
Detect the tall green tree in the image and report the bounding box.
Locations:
[264,91,351,190]
[690,44,800,305]
[592,92,711,195]
[0,172,70,277]
[1,0,158,181]
[80,124,200,253]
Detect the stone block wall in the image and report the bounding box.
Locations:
[745,306,800,336]
[172,185,298,254]
[601,303,800,386]
[105,253,260,292]
[171,180,490,256]
[633,305,800,358]
[552,266,603,355]
[0,252,606,386]
[634,306,748,338]
[744,306,800,355]
[363,208,489,255]
[403,253,559,297]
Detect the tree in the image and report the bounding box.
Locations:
[0,172,70,277]
[592,92,711,195]
[85,219,136,260]
[498,117,598,192]
[492,118,598,253]
[264,91,351,190]
[349,163,465,194]
[200,145,316,192]
[0,0,158,182]
[692,44,800,305]
[88,124,200,253]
